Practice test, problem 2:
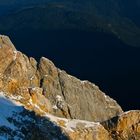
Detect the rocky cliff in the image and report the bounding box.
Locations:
[0,35,140,140]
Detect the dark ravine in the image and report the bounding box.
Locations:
[0,35,140,140]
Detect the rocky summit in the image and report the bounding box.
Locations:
[0,35,139,140]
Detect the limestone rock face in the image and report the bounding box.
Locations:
[38,46,123,122]
[0,35,140,140]
[0,35,50,114]
[38,57,63,112]
[57,70,122,121]
[0,35,123,122]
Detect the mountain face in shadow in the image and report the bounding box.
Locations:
[0,0,140,47]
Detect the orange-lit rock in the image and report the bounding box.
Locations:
[102,110,140,140]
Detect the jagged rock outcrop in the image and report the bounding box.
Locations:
[102,110,140,140]
[0,91,112,140]
[0,91,140,140]
[0,35,122,122]
[0,35,140,140]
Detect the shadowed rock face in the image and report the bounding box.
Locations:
[0,35,140,140]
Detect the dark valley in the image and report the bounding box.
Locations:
[0,0,140,110]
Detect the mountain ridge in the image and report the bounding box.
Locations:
[0,35,123,122]
[0,35,140,139]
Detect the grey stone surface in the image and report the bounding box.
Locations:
[0,35,123,122]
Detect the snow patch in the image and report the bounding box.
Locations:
[43,113,100,132]
[0,136,7,140]
[56,95,63,102]
[0,92,23,130]
[67,74,73,78]
[52,105,58,110]
[44,75,48,77]
[10,95,23,101]
[64,119,100,132]
[13,50,17,60]
[81,80,88,84]
[30,75,35,81]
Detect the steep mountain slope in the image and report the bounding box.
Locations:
[0,92,55,140]
[0,35,140,140]
[0,91,140,140]
[0,92,112,140]
[0,35,123,122]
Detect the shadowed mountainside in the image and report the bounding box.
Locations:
[0,1,140,46]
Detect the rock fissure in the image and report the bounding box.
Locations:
[57,69,73,118]
[57,69,66,101]
[3,60,16,75]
